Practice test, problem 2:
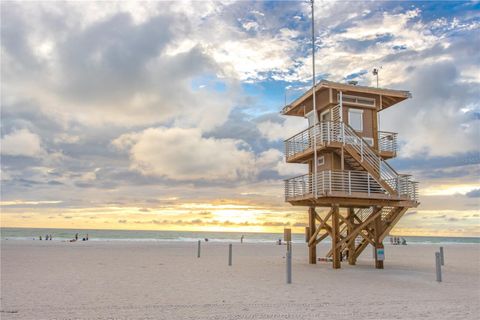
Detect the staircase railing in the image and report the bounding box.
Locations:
[340,122,399,190]
[284,121,415,194]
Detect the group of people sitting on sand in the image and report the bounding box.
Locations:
[39,235,53,240]
[390,236,407,245]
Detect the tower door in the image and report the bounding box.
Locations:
[305,110,315,127]
[320,110,331,122]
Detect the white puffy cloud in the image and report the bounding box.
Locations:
[257,117,307,142]
[257,148,307,177]
[1,129,44,157]
[113,127,257,181]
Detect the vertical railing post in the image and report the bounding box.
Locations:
[339,91,343,122]
[327,121,330,143]
[322,171,325,194]
[397,176,400,196]
[367,173,371,195]
[360,141,364,162]
[329,170,332,193]
[348,171,351,195]
[342,123,345,145]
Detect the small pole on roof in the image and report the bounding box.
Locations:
[372,67,382,88]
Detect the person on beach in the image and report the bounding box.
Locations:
[39,235,42,240]
[75,233,78,241]
[241,235,244,243]
[86,234,89,241]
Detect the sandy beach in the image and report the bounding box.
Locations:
[1,240,479,319]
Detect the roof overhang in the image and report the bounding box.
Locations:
[281,80,411,116]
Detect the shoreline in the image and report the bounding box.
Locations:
[2,237,479,245]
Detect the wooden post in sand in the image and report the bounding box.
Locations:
[308,207,316,264]
[439,247,444,266]
[286,244,292,284]
[197,240,201,258]
[331,206,341,269]
[228,243,232,266]
[347,208,356,265]
[435,252,442,282]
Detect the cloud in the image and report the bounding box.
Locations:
[257,117,306,142]
[1,129,44,157]
[262,221,290,227]
[113,127,257,181]
[2,3,237,129]
[466,189,480,198]
[256,148,306,177]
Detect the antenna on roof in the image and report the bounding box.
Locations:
[372,66,382,88]
[310,0,318,199]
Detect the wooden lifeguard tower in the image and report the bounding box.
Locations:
[282,80,419,269]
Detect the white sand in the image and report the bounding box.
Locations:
[1,240,479,319]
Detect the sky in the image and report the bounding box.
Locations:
[1,0,479,237]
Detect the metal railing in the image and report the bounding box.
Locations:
[378,131,398,154]
[284,170,418,202]
[284,121,404,192]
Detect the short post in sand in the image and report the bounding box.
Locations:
[197,240,201,258]
[284,228,292,284]
[435,252,442,282]
[439,247,444,266]
[228,243,232,266]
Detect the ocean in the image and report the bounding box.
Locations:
[1,227,478,244]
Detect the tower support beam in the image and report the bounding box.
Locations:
[347,208,356,265]
[374,214,384,269]
[331,205,341,269]
[308,207,316,264]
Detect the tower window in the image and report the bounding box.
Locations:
[318,156,325,166]
[348,109,363,132]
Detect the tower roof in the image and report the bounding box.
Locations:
[282,80,411,116]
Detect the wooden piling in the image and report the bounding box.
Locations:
[308,207,316,264]
[332,206,341,269]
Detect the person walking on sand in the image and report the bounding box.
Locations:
[241,235,244,243]
[75,233,78,241]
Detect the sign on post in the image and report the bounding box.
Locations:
[376,248,385,261]
[284,228,292,242]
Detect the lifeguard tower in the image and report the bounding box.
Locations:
[282,80,419,269]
